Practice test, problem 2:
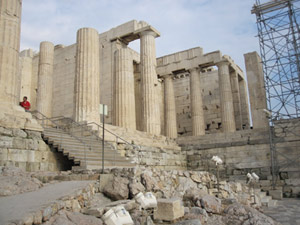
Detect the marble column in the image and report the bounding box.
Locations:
[140,30,161,135]
[164,75,177,138]
[36,42,54,118]
[244,51,268,129]
[19,49,34,102]
[114,47,136,130]
[217,61,236,132]
[239,78,251,129]
[230,70,243,130]
[0,0,22,104]
[189,67,205,136]
[74,28,100,123]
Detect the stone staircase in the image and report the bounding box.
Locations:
[42,127,135,170]
[254,189,278,207]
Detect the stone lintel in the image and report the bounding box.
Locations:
[156,51,222,77]
[110,25,160,44]
[134,25,160,38]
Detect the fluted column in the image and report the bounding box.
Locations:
[74,28,100,123]
[0,0,22,104]
[164,75,177,138]
[189,67,205,136]
[114,47,136,129]
[140,30,161,135]
[230,70,243,130]
[20,49,34,101]
[217,61,236,132]
[36,42,54,118]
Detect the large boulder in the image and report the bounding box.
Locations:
[183,188,207,206]
[200,195,222,214]
[223,203,281,225]
[141,171,158,191]
[103,176,129,200]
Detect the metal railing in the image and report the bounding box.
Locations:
[86,121,140,150]
[31,110,138,170]
[31,111,92,168]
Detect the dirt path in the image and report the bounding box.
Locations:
[0,180,94,224]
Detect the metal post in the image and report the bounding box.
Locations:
[102,106,105,174]
[216,164,220,196]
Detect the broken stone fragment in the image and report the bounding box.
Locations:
[154,198,184,222]
[102,176,129,200]
[200,195,222,214]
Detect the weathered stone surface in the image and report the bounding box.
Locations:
[173,219,202,225]
[103,176,129,200]
[190,207,207,216]
[141,171,158,191]
[200,195,222,214]
[129,180,145,197]
[0,166,43,196]
[224,203,281,225]
[154,198,184,221]
[43,210,103,225]
[183,188,207,206]
[268,189,283,200]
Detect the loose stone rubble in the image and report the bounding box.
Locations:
[0,166,282,225]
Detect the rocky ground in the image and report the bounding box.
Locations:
[0,166,282,225]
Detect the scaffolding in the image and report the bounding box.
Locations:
[252,0,300,188]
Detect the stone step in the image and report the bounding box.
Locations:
[268,199,277,207]
[47,138,112,151]
[66,152,124,160]
[42,126,134,169]
[43,133,105,146]
[261,196,273,206]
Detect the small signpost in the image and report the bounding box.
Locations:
[99,104,108,174]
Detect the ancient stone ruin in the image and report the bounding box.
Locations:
[0,0,299,224]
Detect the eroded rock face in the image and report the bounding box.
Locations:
[200,195,222,214]
[102,176,129,200]
[223,203,281,225]
[0,166,43,196]
[43,210,103,225]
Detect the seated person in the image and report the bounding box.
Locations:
[20,96,31,112]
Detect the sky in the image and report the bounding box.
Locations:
[20,0,260,73]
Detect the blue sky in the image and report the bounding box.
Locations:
[20,0,260,72]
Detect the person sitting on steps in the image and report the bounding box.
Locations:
[20,96,31,112]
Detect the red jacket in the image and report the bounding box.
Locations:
[20,101,30,110]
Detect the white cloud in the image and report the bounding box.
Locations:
[20,0,260,72]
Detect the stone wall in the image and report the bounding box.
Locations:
[179,118,300,196]
[91,123,187,170]
[174,69,223,136]
[0,126,73,171]
[179,128,271,179]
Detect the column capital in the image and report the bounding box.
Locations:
[135,25,160,38]
[160,73,173,80]
[216,60,230,67]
